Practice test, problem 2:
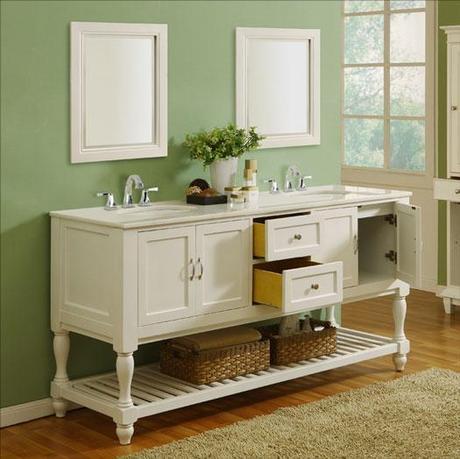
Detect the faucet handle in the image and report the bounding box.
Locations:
[96,192,118,210]
[264,179,280,194]
[139,187,159,207]
[298,176,312,191]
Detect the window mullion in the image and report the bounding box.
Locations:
[383,0,390,170]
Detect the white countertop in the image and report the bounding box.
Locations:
[50,185,412,229]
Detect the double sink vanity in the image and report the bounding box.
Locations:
[50,184,420,444]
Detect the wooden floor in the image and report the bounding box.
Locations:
[1,290,459,458]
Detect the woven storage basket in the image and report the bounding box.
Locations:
[259,319,336,366]
[160,339,270,385]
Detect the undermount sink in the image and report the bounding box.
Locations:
[114,203,197,222]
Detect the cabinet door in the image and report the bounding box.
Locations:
[395,203,422,288]
[312,207,358,288]
[138,227,195,325]
[196,220,250,314]
[449,43,460,175]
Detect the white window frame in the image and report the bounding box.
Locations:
[341,0,436,190]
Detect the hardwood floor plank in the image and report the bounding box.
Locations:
[1,291,458,458]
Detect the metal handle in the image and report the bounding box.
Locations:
[139,186,159,207]
[189,258,195,281]
[293,234,302,240]
[96,192,117,210]
[264,179,280,194]
[197,258,204,280]
[452,106,458,111]
[455,189,460,194]
[311,283,319,290]
[353,234,358,255]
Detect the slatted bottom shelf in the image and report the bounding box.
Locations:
[61,328,398,420]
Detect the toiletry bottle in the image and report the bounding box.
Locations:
[245,159,258,186]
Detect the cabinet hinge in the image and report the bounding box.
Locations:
[385,250,397,264]
[384,214,397,227]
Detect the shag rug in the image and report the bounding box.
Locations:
[121,369,460,459]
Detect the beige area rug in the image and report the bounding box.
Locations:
[122,369,460,459]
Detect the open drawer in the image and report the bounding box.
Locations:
[253,214,323,261]
[253,257,343,313]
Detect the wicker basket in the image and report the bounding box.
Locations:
[160,339,270,385]
[259,319,336,366]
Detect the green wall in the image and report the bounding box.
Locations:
[0,0,341,408]
[437,0,460,285]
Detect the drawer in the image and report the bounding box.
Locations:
[253,257,343,313]
[253,214,323,261]
[433,178,460,202]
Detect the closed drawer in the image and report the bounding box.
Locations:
[253,214,323,261]
[433,178,460,202]
[253,258,343,313]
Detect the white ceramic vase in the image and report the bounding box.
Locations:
[209,157,238,194]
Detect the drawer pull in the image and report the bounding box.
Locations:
[311,283,319,290]
[197,258,204,280]
[293,234,302,240]
[455,189,460,194]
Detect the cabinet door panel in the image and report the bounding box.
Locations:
[312,207,358,288]
[396,203,422,288]
[196,220,250,314]
[138,227,195,325]
[449,43,460,175]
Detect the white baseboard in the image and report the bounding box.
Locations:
[0,397,80,428]
[436,285,447,296]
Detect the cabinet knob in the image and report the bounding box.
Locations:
[293,234,302,240]
[452,106,458,111]
[455,189,460,194]
[311,283,319,290]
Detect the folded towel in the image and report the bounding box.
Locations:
[172,326,262,352]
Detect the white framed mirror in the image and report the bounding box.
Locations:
[71,22,167,163]
[236,27,320,149]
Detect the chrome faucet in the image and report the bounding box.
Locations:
[123,175,144,208]
[284,165,301,192]
[264,178,280,194]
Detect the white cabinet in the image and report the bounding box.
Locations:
[139,227,196,325]
[312,207,358,288]
[435,26,460,313]
[196,220,250,314]
[139,220,251,325]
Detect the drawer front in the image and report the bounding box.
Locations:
[253,259,343,313]
[265,214,323,261]
[283,261,343,312]
[433,178,460,202]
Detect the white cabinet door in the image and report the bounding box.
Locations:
[138,227,195,325]
[196,220,251,314]
[395,203,422,289]
[311,207,358,288]
[449,43,460,175]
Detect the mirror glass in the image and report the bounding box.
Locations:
[247,39,308,136]
[236,28,320,149]
[71,22,167,163]
[84,35,154,148]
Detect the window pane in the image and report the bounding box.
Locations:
[345,15,384,64]
[344,118,384,168]
[345,1,384,13]
[390,120,425,171]
[390,0,425,10]
[390,12,425,62]
[345,67,384,115]
[390,66,425,116]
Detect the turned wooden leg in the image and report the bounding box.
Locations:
[116,423,134,445]
[392,295,408,372]
[116,352,134,408]
[325,305,339,327]
[443,297,452,314]
[52,331,70,417]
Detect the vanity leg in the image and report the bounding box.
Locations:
[115,352,135,444]
[443,297,452,314]
[392,295,409,372]
[325,305,339,327]
[52,331,70,417]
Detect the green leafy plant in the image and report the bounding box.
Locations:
[184,124,264,167]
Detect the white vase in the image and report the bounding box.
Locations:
[209,157,238,194]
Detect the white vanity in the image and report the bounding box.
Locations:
[434,26,460,314]
[50,185,420,444]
